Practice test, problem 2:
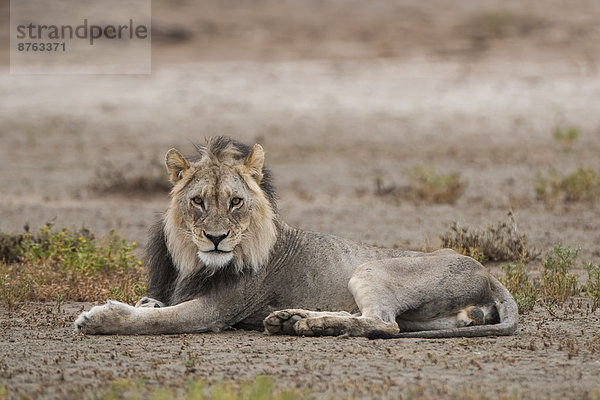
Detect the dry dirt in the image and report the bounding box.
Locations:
[1,0,600,398]
[1,301,600,399]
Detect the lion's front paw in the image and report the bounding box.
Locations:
[263,309,313,335]
[135,297,165,308]
[294,316,347,336]
[74,300,135,334]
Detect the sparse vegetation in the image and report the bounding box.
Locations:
[90,159,171,196]
[91,376,311,400]
[376,165,467,205]
[552,126,580,150]
[462,9,544,45]
[440,212,538,262]
[539,245,580,307]
[498,262,537,313]
[497,245,589,314]
[406,165,467,204]
[0,224,145,311]
[535,168,600,203]
[476,10,515,38]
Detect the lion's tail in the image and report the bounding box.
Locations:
[368,276,519,339]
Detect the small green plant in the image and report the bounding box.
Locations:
[184,358,195,368]
[440,212,538,262]
[0,225,145,310]
[539,245,580,307]
[478,10,514,38]
[584,262,600,310]
[463,9,542,44]
[498,262,538,313]
[407,165,467,204]
[376,165,467,205]
[535,168,600,203]
[553,126,580,149]
[497,245,595,314]
[20,225,137,275]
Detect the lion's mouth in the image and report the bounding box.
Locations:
[197,249,235,269]
[207,249,231,254]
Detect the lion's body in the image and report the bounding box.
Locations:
[145,220,411,329]
[75,137,518,338]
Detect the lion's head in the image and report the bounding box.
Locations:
[163,137,278,279]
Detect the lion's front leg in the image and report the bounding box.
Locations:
[74,300,138,334]
[74,297,168,334]
[74,298,231,335]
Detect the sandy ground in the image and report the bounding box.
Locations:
[1,0,600,398]
[1,302,599,399]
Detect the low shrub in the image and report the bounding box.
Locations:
[538,245,580,306]
[0,224,145,311]
[552,126,580,150]
[498,262,537,313]
[497,245,586,314]
[535,168,600,203]
[376,165,467,205]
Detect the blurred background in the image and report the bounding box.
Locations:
[1,0,599,260]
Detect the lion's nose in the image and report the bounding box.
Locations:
[204,231,229,247]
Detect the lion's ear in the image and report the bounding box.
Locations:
[165,148,190,184]
[244,144,264,183]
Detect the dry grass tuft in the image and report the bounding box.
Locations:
[440,212,538,262]
[0,224,145,311]
[89,159,171,196]
[376,165,467,205]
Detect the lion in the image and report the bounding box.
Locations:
[74,137,518,338]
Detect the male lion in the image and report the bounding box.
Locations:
[75,137,518,338]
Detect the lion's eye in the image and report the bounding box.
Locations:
[230,197,243,208]
[191,197,204,209]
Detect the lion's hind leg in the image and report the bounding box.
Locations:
[263,309,399,337]
[293,313,399,337]
[263,309,318,335]
[264,309,354,335]
[395,303,500,332]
